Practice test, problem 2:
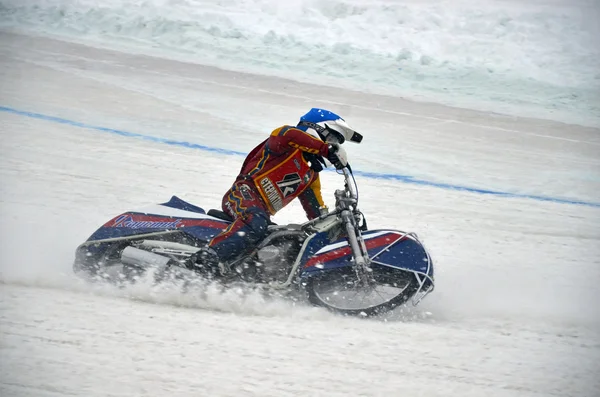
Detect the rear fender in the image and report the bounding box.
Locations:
[85,195,230,243]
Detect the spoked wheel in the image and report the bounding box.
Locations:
[73,242,149,283]
[73,242,126,277]
[306,265,419,316]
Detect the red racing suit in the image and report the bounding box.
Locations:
[208,126,331,262]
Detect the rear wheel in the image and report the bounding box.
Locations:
[73,232,201,279]
[73,242,124,274]
[305,265,419,316]
[73,241,144,283]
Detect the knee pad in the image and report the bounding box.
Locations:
[243,209,270,243]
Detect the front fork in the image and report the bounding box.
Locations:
[340,208,372,284]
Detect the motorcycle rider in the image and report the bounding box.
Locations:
[193,108,363,275]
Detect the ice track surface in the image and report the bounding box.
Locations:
[1,33,599,396]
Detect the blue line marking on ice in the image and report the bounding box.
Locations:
[0,106,245,157]
[354,170,600,207]
[2,105,599,208]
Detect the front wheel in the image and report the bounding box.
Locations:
[305,265,419,316]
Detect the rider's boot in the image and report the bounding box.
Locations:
[188,247,227,277]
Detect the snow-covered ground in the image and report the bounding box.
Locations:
[1,25,599,397]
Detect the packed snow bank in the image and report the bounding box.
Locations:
[1,0,599,126]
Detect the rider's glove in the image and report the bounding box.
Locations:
[327,143,348,170]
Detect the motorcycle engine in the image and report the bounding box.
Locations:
[256,241,295,281]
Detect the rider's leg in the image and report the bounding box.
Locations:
[208,209,269,263]
[194,182,270,272]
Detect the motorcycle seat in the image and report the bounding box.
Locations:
[207,209,233,222]
[207,209,279,227]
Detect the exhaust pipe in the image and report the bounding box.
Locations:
[121,246,171,268]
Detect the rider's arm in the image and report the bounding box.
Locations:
[268,126,330,156]
[298,175,326,220]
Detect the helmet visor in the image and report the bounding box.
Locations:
[324,120,363,144]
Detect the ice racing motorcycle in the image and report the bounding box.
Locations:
[74,166,435,316]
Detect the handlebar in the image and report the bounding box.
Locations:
[304,165,360,228]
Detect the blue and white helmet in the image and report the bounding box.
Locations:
[297,108,363,144]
